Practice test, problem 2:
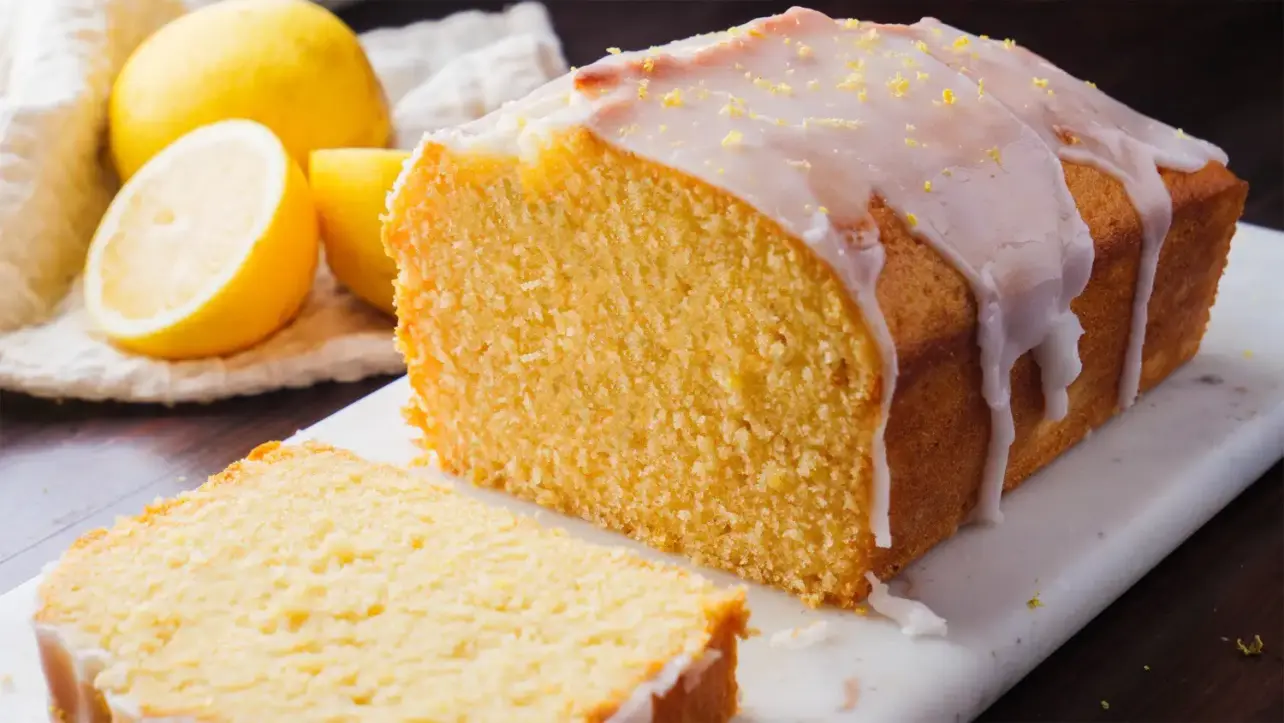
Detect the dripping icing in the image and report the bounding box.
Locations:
[864,572,948,637]
[908,19,1228,412]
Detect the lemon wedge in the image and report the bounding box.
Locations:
[310,148,409,316]
[85,119,319,360]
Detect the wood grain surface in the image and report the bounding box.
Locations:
[1,2,1281,721]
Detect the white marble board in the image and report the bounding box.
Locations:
[1,223,1282,722]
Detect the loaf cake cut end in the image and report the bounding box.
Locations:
[34,442,749,723]
[384,8,1247,609]
[388,128,884,607]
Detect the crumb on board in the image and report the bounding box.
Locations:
[1027,593,1043,610]
[0,672,14,694]
[1243,349,1254,359]
[841,677,860,711]
[1236,634,1264,656]
[1101,700,1110,710]
[1143,664,1150,671]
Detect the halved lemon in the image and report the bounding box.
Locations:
[85,119,319,360]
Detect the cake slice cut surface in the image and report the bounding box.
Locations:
[34,442,748,723]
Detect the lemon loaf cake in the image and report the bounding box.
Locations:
[383,8,1247,607]
[34,442,748,723]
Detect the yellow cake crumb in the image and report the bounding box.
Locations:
[36,443,749,723]
[387,128,882,608]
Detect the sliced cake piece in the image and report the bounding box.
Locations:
[34,442,748,723]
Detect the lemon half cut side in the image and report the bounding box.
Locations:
[85,119,319,360]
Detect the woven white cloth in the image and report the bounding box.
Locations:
[0,0,565,403]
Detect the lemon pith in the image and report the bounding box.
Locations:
[85,119,319,360]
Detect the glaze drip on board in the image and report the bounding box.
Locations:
[427,7,1228,549]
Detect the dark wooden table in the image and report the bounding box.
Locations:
[2,2,1281,721]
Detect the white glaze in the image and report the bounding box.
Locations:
[31,621,165,723]
[418,8,1226,549]
[907,19,1228,411]
[863,573,948,637]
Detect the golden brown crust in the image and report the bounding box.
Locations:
[588,593,750,723]
[651,604,748,723]
[866,161,1247,586]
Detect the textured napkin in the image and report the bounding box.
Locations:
[0,0,566,403]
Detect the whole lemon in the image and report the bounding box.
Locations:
[108,0,389,181]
